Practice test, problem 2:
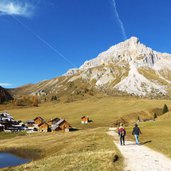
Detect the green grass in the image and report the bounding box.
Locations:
[0,128,123,171]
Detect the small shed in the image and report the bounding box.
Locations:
[34,116,44,126]
[81,116,89,124]
[38,122,50,132]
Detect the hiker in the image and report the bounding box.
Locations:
[132,123,142,145]
[118,123,126,145]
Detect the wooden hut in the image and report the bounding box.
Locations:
[48,118,60,126]
[38,122,50,132]
[81,116,89,124]
[51,119,71,132]
[34,116,44,126]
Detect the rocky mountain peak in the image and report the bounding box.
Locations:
[63,37,171,97]
[78,37,158,70]
[14,37,171,99]
[122,36,140,47]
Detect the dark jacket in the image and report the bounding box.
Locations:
[132,126,141,135]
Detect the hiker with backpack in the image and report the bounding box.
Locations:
[118,123,126,145]
[132,123,142,145]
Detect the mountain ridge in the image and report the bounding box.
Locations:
[10,37,171,100]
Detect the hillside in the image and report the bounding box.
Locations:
[5,96,171,128]
[10,37,171,100]
[0,86,13,104]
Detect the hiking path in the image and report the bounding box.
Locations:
[107,130,171,171]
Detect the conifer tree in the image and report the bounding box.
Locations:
[153,113,157,119]
[162,104,169,114]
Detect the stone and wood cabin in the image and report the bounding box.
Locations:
[51,119,71,132]
[38,122,50,132]
[48,118,60,126]
[34,116,44,126]
[81,116,89,124]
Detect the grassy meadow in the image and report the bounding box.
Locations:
[0,96,171,170]
[1,96,171,128]
[125,113,171,158]
[0,128,123,171]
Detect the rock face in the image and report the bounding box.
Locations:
[66,36,171,97]
[0,86,13,103]
[79,37,160,69]
[13,37,171,98]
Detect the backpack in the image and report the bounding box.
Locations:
[119,128,125,136]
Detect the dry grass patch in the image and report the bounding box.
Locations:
[3,96,171,129]
[1,128,123,171]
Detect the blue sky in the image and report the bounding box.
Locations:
[0,0,171,88]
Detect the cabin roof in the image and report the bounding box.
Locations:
[51,119,67,130]
[49,117,60,121]
[51,124,59,130]
[34,116,44,121]
[48,118,60,124]
[55,119,65,126]
[26,120,35,123]
[81,116,89,119]
[38,122,49,127]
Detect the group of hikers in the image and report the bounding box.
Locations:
[118,123,142,145]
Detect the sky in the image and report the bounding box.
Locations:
[0,0,171,88]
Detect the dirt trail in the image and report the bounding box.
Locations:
[108,131,171,171]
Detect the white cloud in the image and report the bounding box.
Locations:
[0,1,34,17]
[0,83,12,87]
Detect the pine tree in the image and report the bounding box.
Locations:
[162,104,169,114]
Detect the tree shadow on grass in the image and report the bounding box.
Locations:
[69,128,79,132]
[140,140,152,145]
[88,120,93,123]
